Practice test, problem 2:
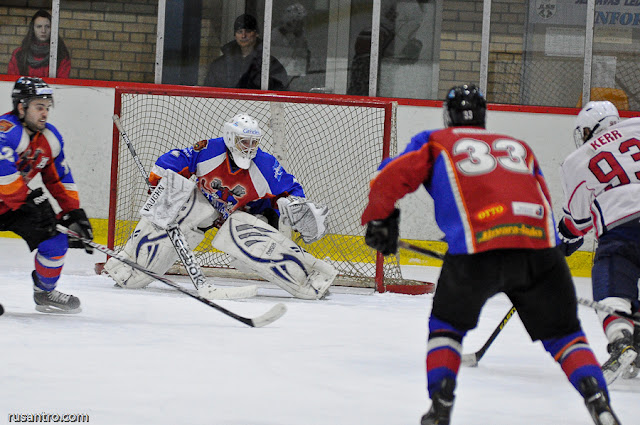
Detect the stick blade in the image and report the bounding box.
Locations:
[460,353,479,367]
[250,303,287,328]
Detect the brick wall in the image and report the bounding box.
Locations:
[439,0,526,103]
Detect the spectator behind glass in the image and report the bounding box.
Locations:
[8,10,71,78]
[204,14,288,91]
[271,3,311,92]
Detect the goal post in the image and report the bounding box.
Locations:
[108,85,434,294]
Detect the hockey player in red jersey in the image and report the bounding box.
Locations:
[558,100,640,385]
[0,77,93,313]
[361,85,620,425]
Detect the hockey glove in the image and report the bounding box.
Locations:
[277,196,329,243]
[557,219,584,257]
[365,208,400,256]
[60,208,94,254]
[18,188,57,237]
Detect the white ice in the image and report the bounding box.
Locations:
[0,237,636,425]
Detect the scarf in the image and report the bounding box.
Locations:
[26,42,50,69]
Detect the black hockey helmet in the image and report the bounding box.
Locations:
[12,76,54,112]
[443,84,486,128]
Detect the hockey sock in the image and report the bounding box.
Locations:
[542,330,608,397]
[426,317,466,398]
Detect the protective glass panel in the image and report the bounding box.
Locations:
[589,6,640,112]
[500,1,587,107]
[56,0,158,82]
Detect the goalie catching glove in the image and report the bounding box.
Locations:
[276,196,329,243]
[365,208,400,255]
[60,208,94,254]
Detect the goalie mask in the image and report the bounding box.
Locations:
[223,114,262,169]
[573,101,620,148]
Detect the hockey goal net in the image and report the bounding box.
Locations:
[108,85,432,294]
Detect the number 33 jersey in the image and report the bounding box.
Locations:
[361,126,558,255]
[560,117,640,238]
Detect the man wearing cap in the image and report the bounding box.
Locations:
[205,13,288,90]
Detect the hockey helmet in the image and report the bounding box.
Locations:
[573,101,620,148]
[443,84,486,128]
[222,114,262,169]
[12,76,54,111]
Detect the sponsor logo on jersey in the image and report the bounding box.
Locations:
[0,119,15,133]
[476,223,545,243]
[273,160,283,181]
[192,139,208,151]
[476,204,505,221]
[512,202,544,219]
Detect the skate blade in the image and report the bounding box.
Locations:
[35,305,82,314]
[603,348,638,385]
[197,284,258,300]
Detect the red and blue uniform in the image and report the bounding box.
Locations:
[149,137,304,219]
[363,126,559,253]
[0,111,79,289]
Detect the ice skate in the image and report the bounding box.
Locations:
[622,325,640,379]
[420,378,455,425]
[602,329,638,384]
[579,377,620,425]
[32,271,81,314]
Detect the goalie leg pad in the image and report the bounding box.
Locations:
[212,211,337,300]
[103,190,215,289]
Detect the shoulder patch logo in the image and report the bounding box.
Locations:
[0,119,15,133]
[193,139,209,151]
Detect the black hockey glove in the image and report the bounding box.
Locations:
[18,188,57,237]
[365,208,400,256]
[557,219,584,257]
[60,208,94,254]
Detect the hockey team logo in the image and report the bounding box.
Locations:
[192,139,208,151]
[535,0,556,19]
[0,119,15,133]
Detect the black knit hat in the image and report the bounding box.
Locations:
[234,14,258,32]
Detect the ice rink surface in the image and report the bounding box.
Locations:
[0,237,637,425]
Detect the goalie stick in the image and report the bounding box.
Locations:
[398,240,516,367]
[112,114,257,299]
[58,225,286,327]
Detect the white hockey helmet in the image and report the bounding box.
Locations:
[573,101,620,148]
[222,114,262,169]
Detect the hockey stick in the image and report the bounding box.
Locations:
[112,114,257,299]
[461,305,517,367]
[577,297,640,326]
[397,240,516,367]
[398,240,444,261]
[58,225,286,327]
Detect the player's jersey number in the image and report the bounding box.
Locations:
[453,138,530,176]
[588,137,640,191]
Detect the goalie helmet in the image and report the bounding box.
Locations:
[573,101,620,148]
[222,114,262,169]
[12,76,54,112]
[443,84,486,128]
